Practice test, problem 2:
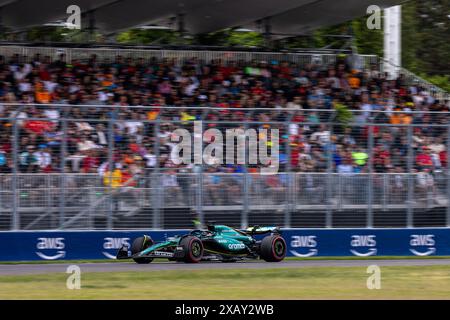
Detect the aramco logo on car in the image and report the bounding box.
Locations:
[289,235,318,257]
[35,237,66,260]
[103,237,130,259]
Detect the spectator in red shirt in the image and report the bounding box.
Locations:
[121,166,137,187]
[416,146,433,169]
[251,81,265,95]
[439,150,447,169]
[373,145,391,172]
[24,120,54,135]
[81,150,100,173]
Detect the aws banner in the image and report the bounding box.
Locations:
[0,228,449,261]
[284,228,450,258]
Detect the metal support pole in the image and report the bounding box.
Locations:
[325,119,334,228]
[382,174,387,212]
[263,17,272,48]
[197,121,204,227]
[446,124,450,227]
[177,13,186,43]
[406,125,414,228]
[88,11,96,42]
[338,175,343,212]
[383,5,402,79]
[59,117,68,229]
[242,171,249,229]
[11,121,19,230]
[107,109,116,230]
[284,122,292,228]
[153,117,161,229]
[367,124,374,228]
[242,121,249,229]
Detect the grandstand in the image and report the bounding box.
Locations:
[0,0,448,232]
[0,46,448,231]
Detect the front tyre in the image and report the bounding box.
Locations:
[260,235,286,262]
[179,236,203,263]
[131,235,154,264]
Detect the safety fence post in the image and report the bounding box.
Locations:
[325,114,335,228]
[406,125,414,228]
[153,117,161,229]
[447,124,450,227]
[11,120,19,230]
[59,110,68,229]
[367,123,374,228]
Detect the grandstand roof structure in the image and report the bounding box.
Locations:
[0,0,404,36]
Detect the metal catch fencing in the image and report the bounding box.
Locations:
[0,172,448,230]
[0,104,449,230]
[0,45,377,67]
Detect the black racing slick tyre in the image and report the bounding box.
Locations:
[260,235,286,262]
[131,235,154,264]
[179,236,203,263]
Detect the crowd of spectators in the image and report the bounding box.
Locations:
[0,52,448,190]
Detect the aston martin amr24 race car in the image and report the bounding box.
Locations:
[116,224,287,263]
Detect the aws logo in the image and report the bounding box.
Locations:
[35,237,66,260]
[102,237,130,259]
[289,235,318,257]
[350,235,377,257]
[409,234,436,256]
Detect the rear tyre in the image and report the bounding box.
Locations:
[131,235,154,264]
[260,235,286,262]
[179,236,203,263]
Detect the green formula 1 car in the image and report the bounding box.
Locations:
[116,224,286,263]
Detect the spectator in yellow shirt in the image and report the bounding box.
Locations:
[103,166,123,188]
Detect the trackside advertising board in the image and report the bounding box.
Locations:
[0,228,449,261]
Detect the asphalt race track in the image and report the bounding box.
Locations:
[1,259,450,276]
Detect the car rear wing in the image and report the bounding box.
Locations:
[245,226,281,235]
